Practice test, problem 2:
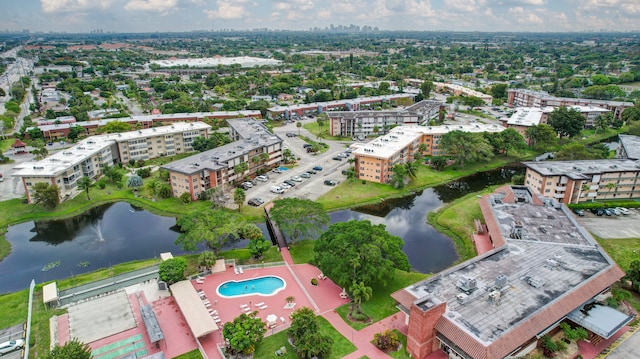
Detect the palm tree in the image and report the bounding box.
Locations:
[350,281,372,314]
[405,160,418,180]
[77,176,92,200]
[391,164,407,189]
[234,188,246,212]
[296,121,302,135]
[146,178,161,201]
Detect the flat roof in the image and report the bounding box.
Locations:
[508,88,633,106]
[162,118,281,175]
[267,94,415,113]
[506,107,551,127]
[170,280,218,337]
[328,100,442,120]
[150,56,282,68]
[14,122,211,177]
[523,159,640,180]
[352,124,504,159]
[400,187,616,345]
[43,282,58,304]
[618,134,640,160]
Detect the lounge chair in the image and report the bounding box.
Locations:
[195,278,204,284]
[240,304,249,309]
[255,302,265,307]
[243,307,252,313]
[258,304,268,310]
[280,316,286,324]
[340,288,349,299]
[234,267,239,275]
[238,266,244,274]
[318,273,327,280]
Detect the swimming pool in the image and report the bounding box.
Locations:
[217,275,286,298]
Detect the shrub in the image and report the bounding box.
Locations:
[158,184,172,199]
[128,159,135,166]
[180,192,191,204]
[136,159,145,167]
[136,167,151,178]
[373,330,400,351]
[311,277,318,286]
[98,181,106,189]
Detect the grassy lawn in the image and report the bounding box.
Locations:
[388,330,411,359]
[253,315,356,359]
[595,236,640,271]
[427,186,499,263]
[336,269,428,330]
[173,349,203,359]
[317,154,529,211]
[303,122,352,142]
[288,240,316,264]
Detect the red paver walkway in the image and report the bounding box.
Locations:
[55,314,70,346]
[577,326,630,359]
[473,224,493,255]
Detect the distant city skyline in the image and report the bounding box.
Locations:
[1,0,639,34]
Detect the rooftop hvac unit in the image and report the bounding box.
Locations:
[495,274,507,289]
[546,259,559,268]
[456,293,469,304]
[457,276,477,293]
[489,291,501,304]
[528,276,545,288]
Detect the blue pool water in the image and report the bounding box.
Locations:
[278,166,289,171]
[217,276,286,297]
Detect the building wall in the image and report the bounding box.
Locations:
[116,127,208,163]
[406,302,447,359]
[525,167,640,204]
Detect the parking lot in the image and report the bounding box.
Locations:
[576,208,640,239]
[241,120,353,206]
[0,323,26,359]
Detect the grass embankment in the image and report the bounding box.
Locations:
[317,154,528,211]
[595,237,640,273]
[302,122,351,142]
[253,316,357,359]
[427,187,498,263]
[335,269,428,330]
[173,349,203,359]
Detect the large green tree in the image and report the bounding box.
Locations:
[314,220,411,294]
[524,124,557,148]
[548,106,586,138]
[32,182,60,208]
[223,312,266,355]
[158,257,187,285]
[288,307,333,359]
[497,128,526,156]
[234,188,246,212]
[625,260,640,292]
[270,198,330,243]
[175,210,247,253]
[621,107,640,123]
[554,143,610,160]
[45,338,92,359]
[439,130,494,166]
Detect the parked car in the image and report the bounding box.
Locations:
[256,175,269,182]
[291,176,303,182]
[595,209,605,216]
[280,182,291,189]
[324,180,337,186]
[286,132,296,137]
[240,182,253,190]
[0,339,24,355]
[0,173,3,182]
[306,169,317,174]
[272,168,283,174]
[303,143,312,148]
[248,197,265,207]
[610,208,620,216]
[616,207,630,215]
[332,156,342,161]
[270,186,284,194]
[573,209,585,217]
[300,172,311,179]
[284,180,296,187]
[313,166,323,171]
[603,209,613,216]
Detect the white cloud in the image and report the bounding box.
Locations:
[508,6,543,25]
[581,0,640,14]
[41,0,115,13]
[445,0,482,13]
[205,0,250,20]
[125,0,178,12]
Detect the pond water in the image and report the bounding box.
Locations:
[1,165,523,294]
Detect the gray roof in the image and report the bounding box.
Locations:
[404,188,615,344]
[618,134,640,160]
[523,159,640,179]
[161,118,282,175]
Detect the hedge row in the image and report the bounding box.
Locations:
[568,200,640,210]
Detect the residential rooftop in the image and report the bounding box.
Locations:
[351,123,504,159]
[508,89,634,106]
[618,134,640,160]
[523,159,640,180]
[399,187,616,345]
[267,94,415,113]
[161,118,282,175]
[149,56,282,68]
[13,122,211,177]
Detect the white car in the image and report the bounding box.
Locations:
[270,186,284,194]
[256,175,269,182]
[0,339,24,355]
[291,176,303,182]
[616,207,630,215]
[281,183,291,189]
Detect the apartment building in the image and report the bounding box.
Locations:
[392,185,628,359]
[351,124,504,183]
[161,118,283,201]
[507,89,632,120]
[28,111,262,141]
[328,100,443,138]
[14,122,211,204]
[523,159,640,204]
[617,134,640,160]
[504,106,610,137]
[266,94,416,120]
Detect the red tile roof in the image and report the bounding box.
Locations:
[391,289,418,310]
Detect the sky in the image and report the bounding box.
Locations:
[1,0,639,33]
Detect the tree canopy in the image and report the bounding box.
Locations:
[175,210,259,253]
[554,143,610,160]
[288,307,333,359]
[548,106,586,138]
[525,124,557,148]
[32,182,60,208]
[158,257,187,284]
[223,312,266,355]
[439,130,494,166]
[314,220,410,293]
[269,198,330,242]
[45,338,92,359]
